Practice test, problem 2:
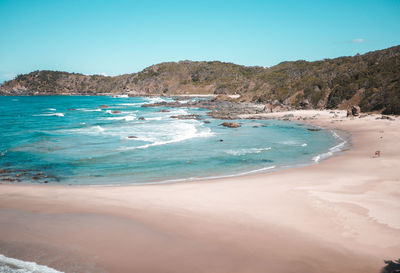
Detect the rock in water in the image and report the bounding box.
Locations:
[99,105,108,109]
[220,122,241,128]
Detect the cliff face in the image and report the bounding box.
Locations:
[1,45,399,114]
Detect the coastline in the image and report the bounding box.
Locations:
[0,110,399,273]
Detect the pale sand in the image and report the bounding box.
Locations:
[0,110,399,273]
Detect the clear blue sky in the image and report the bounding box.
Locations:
[0,0,399,82]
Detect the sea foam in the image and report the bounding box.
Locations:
[313,130,347,162]
[0,254,63,273]
[225,147,271,156]
[33,113,64,117]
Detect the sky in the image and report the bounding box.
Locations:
[0,0,399,83]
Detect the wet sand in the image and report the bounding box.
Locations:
[0,110,399,273]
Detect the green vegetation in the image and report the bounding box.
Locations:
[1,45,399,114]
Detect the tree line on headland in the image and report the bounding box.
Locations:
[1,45,399,114]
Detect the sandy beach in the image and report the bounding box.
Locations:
[0,110,399,273]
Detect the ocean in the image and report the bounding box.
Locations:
[0,96,345,186]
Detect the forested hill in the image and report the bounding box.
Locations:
[1,45,399,114]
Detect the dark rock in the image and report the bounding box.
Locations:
[128,136,137,139]
[204,120,211,124]
[138,117,145,120]
[381,259,400,273]
[208,111,238,119]
[99,105,108,109]
[299,99,310,109]
[158,109,170,112]
[220,122,241,128]
[112,110,121,114]
[0,169,5,173]
[32,176,40,180]
[219,139,224,142]
[142,101,168,107]
[347,105,361,116]
[307,128,321,131]
[253,126,259,128]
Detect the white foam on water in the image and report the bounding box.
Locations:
[301,143,308,147]
[146,97,168,104]
[225,147,271,156]
[104,110,113,114]
[137,123,213,149]
[0,254,63,273]
[93,125,105,133]
[168,108,190,115]
[313,130,347,162]
[45,108,56,111]
[105,115,136,121]
[33,113,64,117]
[146,117,163,121]
[280,140,300,146]
[118,120,214,150]
[0,150,7,157]
[76,108,102,112]
[64,125,105,135]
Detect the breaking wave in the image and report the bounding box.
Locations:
[313,130,347,162]
[33,113,64,117]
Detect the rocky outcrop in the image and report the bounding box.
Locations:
[220,122,241,128]
[141,99,276,120]
[1,45,400,114]
[347,105,361,116]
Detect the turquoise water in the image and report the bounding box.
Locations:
[0,96,343,185]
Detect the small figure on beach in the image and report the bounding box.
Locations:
[374,150,381,158]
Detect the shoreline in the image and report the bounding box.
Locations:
[0,110,399,273]
[1,109,350,188]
